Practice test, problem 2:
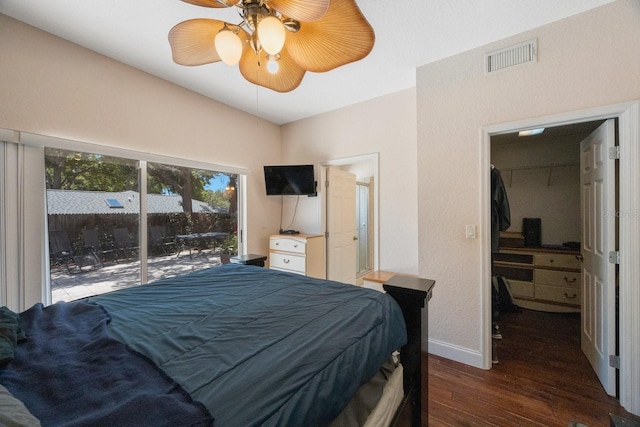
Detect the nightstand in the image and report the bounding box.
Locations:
[230,254,267,267]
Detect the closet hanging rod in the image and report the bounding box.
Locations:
[501,163,579,172]
[503,162,580,187]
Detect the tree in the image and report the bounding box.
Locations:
[45,148,231,214]
[147,164,217,213]
[202,189,230,211]
[45,149,137,191]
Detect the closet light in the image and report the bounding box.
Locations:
[518,128,545,137]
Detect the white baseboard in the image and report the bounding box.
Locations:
[426,338,486,369]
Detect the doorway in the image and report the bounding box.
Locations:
[356,181,373,277]
[490,119,618,395]
[322,153,379,282]
[482,101,640,416]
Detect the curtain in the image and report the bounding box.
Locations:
[0,139,48,311]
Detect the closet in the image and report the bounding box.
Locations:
[490,121,604,313]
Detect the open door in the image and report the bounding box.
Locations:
[325,167,356,285]
[580,119,616,396]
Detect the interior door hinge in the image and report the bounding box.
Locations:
[325,180,329,188]
[325,231,329,239]
[609,146,620,160]
[609,354,620,369]
[609,251,620,264]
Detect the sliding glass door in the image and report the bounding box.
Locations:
[145,161,238,282]
[45,148,240,302]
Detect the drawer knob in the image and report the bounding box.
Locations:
[563,293,578,299]
[549,259,555,263]
[564,277,577,283]
[283,259,290,264]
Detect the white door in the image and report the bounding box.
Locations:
[326,167,356,284]
[580,119,616,396]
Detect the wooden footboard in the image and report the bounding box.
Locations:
[384,276,435,427]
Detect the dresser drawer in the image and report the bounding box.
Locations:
[535,284,581,306]
[493,265,534,282]
[535,253,581,270]
[270,237,306,254]
[507,279,534,298]
[535,269,581,288]
[269,252,306,273]
[493,252,533,265]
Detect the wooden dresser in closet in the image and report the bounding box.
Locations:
[493,247,582,313]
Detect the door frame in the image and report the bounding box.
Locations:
[481,100,640,415]
[321,153,380,273]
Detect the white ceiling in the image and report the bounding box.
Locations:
[0,0,615,125]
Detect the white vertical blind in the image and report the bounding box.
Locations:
[0,140,48,311]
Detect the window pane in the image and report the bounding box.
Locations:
[45,148,140,302]
[146,162,238,281]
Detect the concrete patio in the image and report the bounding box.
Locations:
[50,249,224,302]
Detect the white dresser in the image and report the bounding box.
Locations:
[269,234,325,279]
[493,247,582,313]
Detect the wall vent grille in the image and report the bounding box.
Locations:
[485,39,537,74]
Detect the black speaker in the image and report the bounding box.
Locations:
[523,218,541,247]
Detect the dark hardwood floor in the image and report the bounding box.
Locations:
[425,308,640,426]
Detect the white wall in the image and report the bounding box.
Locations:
[417,0,640,365]
[492,137,582,244]
[281,88,419,275]
[0,14,283,255]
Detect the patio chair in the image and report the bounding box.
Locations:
[112,227,138,261]
[49,230,101,274]
[82,229,116,265]
[149,226,176,255]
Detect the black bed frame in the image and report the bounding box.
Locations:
[384,275,435,427]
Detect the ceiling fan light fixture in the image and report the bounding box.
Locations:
[257,15,286,55]
[171,0,374,92]
[215,25,243,65]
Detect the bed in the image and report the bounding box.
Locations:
[0,263,433,426]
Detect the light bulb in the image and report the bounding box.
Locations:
[215,27,243,66]
[267,58,279,74]
[258,15,285,55]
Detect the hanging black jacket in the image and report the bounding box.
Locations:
[491,167,511,252]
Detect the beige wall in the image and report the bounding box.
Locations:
[492,137,582,244]
[281,88,419,275]
[417,0,640,363]
[0,14,283,253]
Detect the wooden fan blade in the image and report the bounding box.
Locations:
[269,0,330,22]
[180,0,239,8]
[285,0,374,73]
[239,48,305,93]
[169,19,248,66]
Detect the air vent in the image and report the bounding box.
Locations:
[485,39,537,74]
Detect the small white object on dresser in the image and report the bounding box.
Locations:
[269,234,325,279]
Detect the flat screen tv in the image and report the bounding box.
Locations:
[264,165,316,196]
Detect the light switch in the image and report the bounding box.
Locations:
[465,225,476,239]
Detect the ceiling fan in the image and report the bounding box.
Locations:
[168,0,374,93]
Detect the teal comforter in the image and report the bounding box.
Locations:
[90,264,406,426]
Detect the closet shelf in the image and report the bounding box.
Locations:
[502,163,579,187]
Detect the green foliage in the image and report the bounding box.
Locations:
[220,234,238,255]
[45,149,137,191]
[44,148,237,214]
[203,189,230,210]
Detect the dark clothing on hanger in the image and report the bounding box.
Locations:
[491,167,511,252]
